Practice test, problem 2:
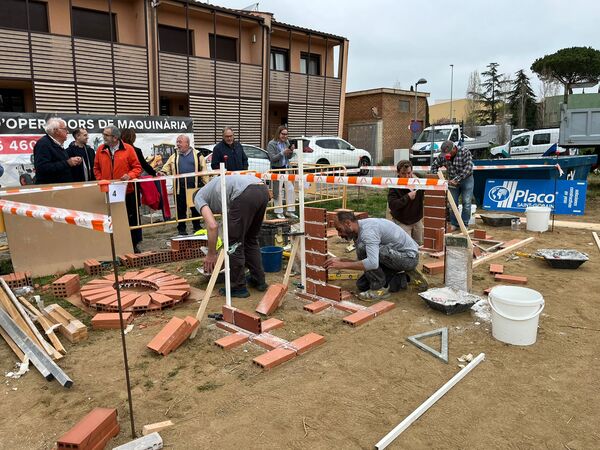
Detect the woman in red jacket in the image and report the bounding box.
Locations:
[94,126,143,252]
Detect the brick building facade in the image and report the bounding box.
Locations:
[343,88,429,163]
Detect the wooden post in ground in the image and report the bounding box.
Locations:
[437,171,473,249]
[190,250,224,339]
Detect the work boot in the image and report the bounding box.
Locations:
[285,211,299,220]
[218,287,250,298]
[246,275,269,292]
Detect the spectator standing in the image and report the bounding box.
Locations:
[121,128,157,177]
[160,135,209,235]
[210,127,248,171]
[94,126,143,252]
[387,160,424,245]
[33,117,81,184]
[67,127,96,182]
[266,125,297,219]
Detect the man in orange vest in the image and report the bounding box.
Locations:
[94,126,143,252]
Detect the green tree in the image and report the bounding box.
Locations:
[508,70,537,129]
[469,62,510,124]
[531,46,600,102]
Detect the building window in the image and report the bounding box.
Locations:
[72,7,117,42]
[0,89,26,112]
[270,48,289,71]
[0,0,49,33]
[158,25,193,56]
[300,52,320,75]
[399,100,410,113]
[209,34,238,62]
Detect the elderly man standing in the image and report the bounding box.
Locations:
[210,127,248,172]
[33,117,82,184]
[429,140,474,230]
[160,134,209,235]
[325,212,424,300]
[94,126,143,252]
[194,174,269,298]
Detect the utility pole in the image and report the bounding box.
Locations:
[449,64,454,122]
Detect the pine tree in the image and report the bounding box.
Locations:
[508,70,537,129]
[469,63,510,124]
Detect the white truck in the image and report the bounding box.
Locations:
[409,123,493,165]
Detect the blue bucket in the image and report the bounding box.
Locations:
[261,246,284,272]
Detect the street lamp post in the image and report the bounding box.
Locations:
[413,78,427,144]
[450,64,454,122]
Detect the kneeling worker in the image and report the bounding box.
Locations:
[194,174,269,298]
[324,211,422,300]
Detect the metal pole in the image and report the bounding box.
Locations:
[413,85,418,144]
[219,162,231,306]
[105,192,136,440]
[298,139,306,292]
[449,64,454,122]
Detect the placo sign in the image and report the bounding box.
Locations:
[483,179,587,215]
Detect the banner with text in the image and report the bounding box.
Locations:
[483,179,587,215]
[0,112,194,187]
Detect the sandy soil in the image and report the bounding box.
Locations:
[0,197,599,450]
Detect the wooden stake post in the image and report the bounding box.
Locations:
[437,171,473,250]
[190,250,225,339]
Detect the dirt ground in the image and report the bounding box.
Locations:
[1,196,599,450]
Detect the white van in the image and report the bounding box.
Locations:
[490,128,571,158]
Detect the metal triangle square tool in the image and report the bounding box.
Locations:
[407,327,448,363]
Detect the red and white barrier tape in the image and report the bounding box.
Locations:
[0,199,112,233]
[361,164,563,172]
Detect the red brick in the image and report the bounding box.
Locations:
[425,217,446,229]
[423,261,444,275]
[303,300,330,313]
[305,237,327,254]
[494,274,528,285]
[423,237,435,250]
[331,301,364,313]
[424,195,446,207]
[215,332,249,349]
[306,252,327,266]
[253,347,297,369]
[84,290,117,305]
[94,294,119,309]
[147,317,188,354]
[261,318,284,332]
[155,289,188,300]
[367,300,396,315]
[289,332,325,354]
[354,211,369,220]
[341,290,353,301]
[343,310,376,327]
[222,305,235,324]
[473,246,483,258]
[233,308,262,334]
[483,288,492,295]
[255,284,287,315]
[489,264,504,274]
[132,293,152,310]
[314,283,342,301]
[252,334,285,351]
[91,312,133,329]
[426,188,447,196]
[56,407,118,450]
[433,227,445,251]
[474,229,486,239]
[304,207,327,223]
[216,321,238,333]
[306,266,327,282]
[304,222,327,238]
[429,251,446,258]
[424,206,446,218]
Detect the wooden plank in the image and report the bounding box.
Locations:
[18,296,66,354]
[592,232,600,252]
[472,237,535,268]
[0,326,26,362]
[283,235,300,287]
[437,172,473,249]
[190,250,224,339]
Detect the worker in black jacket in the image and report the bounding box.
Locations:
[33,117,82,184]
[387,160,424,245]
[210,127,248,171]
[67,127,96,182]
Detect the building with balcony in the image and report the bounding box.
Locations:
[0,0,348,147]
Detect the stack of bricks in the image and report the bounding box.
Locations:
[170,238,206,261]
[215,305,325,370]
[51,274,80,298]
[56,407,119,450]
[304,206,331,292]
[44,304,88,343]
[120,251,173,268]
[423,177,447,252]
[147,315,199,356]
[83,259,103,276]
[0,272,32,289]
[91,312,134,330]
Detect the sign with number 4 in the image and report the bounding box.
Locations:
[108,183,126,203]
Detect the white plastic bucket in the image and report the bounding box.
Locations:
[457,204,477,225]
[526,206,551,232]
[489,286,545,346]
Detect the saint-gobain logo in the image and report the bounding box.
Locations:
[488,185,511,202]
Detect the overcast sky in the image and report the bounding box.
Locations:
[212,0,599,102]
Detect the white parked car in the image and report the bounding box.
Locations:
[288,136,372,170]
[198,144,271,173]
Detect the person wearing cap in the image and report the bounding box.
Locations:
[429,140,474,230]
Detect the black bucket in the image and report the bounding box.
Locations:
[259,223,290,248]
